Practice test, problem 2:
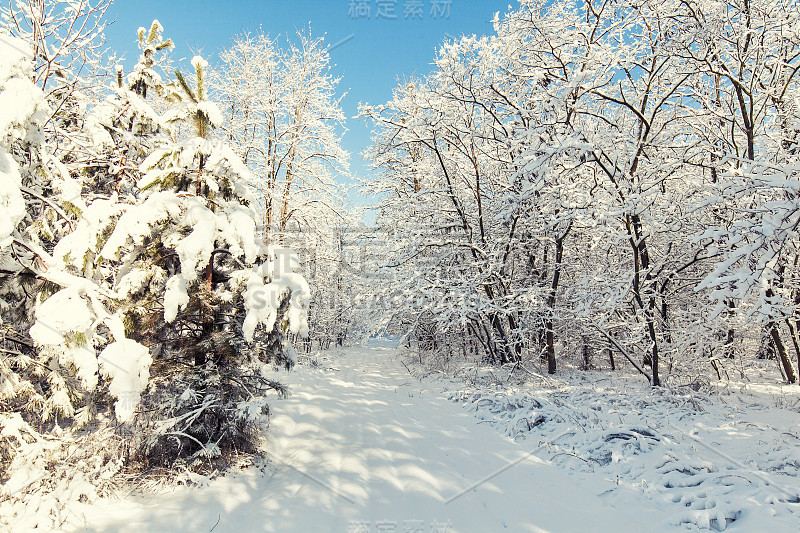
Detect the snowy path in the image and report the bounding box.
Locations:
[73,346,647,532]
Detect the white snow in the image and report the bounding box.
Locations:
[53,198,124,269]
[197,100,223,127]
[163,274,190,323]
[98,339,152,422]
[0,35,33,83]
[175,199,216,280]
[241,250,311,342]
[0,67,45,139]
[29,287,94,346]
[116,266,157,299]
[29,287,100,390]
[0,147,25,248]
[0,34,46,249]
[0,412,32,448]
[65,345,649,532]
[441,361,800,532]
[5,344,796,532]
[283,272,311,336]
[1,460,46,499]
[242,276,280,342]
[221,205,260,264]
[190,55,208,70]
[100,191,182,261]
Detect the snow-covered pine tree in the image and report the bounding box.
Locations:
[23,21,178,434]
[3,12,310,485]
[0,32,50,443]
[1,15,311,526]
[0,24,122,440]
[96,48,310,468]
[83,20,173,197]
[0,27,130,530]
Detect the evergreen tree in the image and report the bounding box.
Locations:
[97,45,310,468]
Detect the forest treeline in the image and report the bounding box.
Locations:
[362,0,800,387]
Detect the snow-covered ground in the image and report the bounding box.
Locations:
[51,344,799,532]
[65,345,646,532]
[436,358,800,532]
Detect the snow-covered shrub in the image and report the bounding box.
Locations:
[0,413,124,530]
[1,17,311,527]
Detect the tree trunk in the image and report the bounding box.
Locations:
[544,223,570,374]
[784,319,800,378]
[723,298,736,358]
[489,312,515,364]
[544,321,556,374]
[769,322,798,384]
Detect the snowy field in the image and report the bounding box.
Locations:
[439,358,800,532]
[37,345,798,532]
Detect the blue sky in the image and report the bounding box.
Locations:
[103,0,516,203]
